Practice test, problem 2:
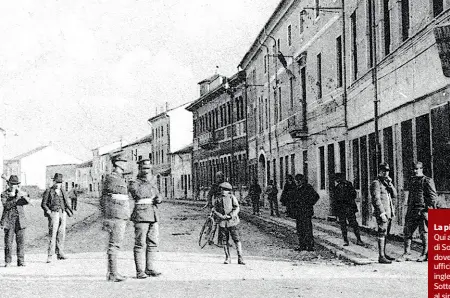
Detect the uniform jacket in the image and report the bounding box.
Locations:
[129,177,162,222]
[293,183,320,218]
[1,189,29,230]
[407,175,438,213]
[101,172,130,220]
[334,180,358,213]
[249,183,262,200]
[213,193,240,228]
[370,176,397,219]
[41,186,73,217]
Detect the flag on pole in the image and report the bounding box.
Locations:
[277,51,295,78]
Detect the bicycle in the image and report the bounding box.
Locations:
[198,210,218,249]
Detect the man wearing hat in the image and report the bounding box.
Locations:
[100,151,130,282]
[205,171,225,208]
[129,159,163,279]
[212,182,245,265]
[42,173,73,263]
[1,175,30,267]
[370,163,397,264]
[333,172,364,246]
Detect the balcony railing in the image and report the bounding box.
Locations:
[287,114,308,139]
[198,130,218,150]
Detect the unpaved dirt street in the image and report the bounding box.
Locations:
[0,201,427,298]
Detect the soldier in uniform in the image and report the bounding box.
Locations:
[205,171,225,208]
[397,161,437,262]
[333,172,364,246]
[42,173,73,263]
[100,151,130,282]
[129,159,162,279]
[370,163,397,264]
[1,175,29,267]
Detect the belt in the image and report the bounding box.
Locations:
[135,198,154,205]
[110,194,129,201]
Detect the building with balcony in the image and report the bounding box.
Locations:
[186,71,249,201]
[148,104,192,198]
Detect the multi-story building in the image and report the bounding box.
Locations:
[170,144,193,200]
[121,134,152,181]
[91,141,122,197]
[239,0,450,231]
[46,164,78,191]
[148,104,192,198]
[186,71,248,200]
[75,160,94,195]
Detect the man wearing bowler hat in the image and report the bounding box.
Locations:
[370,163,397,264]
[1,175,30,267]
[129,159,162,279]
[101,151,130,282]
[42,173,73,263]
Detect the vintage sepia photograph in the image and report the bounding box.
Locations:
[1,0,448,297]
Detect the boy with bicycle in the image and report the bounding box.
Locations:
[212,182,245,265]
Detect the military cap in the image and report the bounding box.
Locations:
[53,173,63,183]
[137,158,152,169]
[219,182,233,190]
[110,151,127,163]
[378,163,390,171]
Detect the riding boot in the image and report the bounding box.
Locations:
[417,233,428,262]
[145,249,161,276]
[354,227,364,246]
[134,250,147,279]
[107,254,126,282]
[236,241,245,265]
[378,237,391,264]
[384,238,395,261]
[223,244,230,264]
[396,239,412,262]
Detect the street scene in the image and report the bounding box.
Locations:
[1,0,450,297]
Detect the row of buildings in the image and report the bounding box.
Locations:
[2,0,450,233]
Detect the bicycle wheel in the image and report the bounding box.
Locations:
[199,217,214,248]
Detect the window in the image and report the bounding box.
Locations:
[315,0,320,18]
[351,11,358,80]
[335,36,343,88]
[228,102,232,125]
[319,146,325,189]
[339,141,346,176]
[401,0,410,41]
[431,104,450,191]
[280,157,284,187]
[352,139,360,189]
[278,87,282,121]
[299,12,304,34]
[383,0,391,56]
[89,184,92,192]
[303,150,308,181]
[317,53,322,99]
[65,182,69,191]
[274,91,278,124]
[287,25,292,46]
[291,154,295,175]
[433,0,444,17]
[367,0,374,68]
[267,161,271,182]
[289,77,294,108]
[265,98,269,129]
[72,182,75,188]
[416,114,432,176]
[264,55,267,73]
[285,155,289,179]
[273,159,277,186]
[161,125,164,137]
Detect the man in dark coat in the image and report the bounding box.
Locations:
[397,161,438,262]
[249,178,262,216]
[293,174,320,251]
[333,172,364,246]
[42,173,73,263]
[205,171,225,208]
[129,159,163,279]
[370,163,397,264]
[265,180,279,217]
[1,175,29,267]
[101,151,130,282]
[280,175,296,218]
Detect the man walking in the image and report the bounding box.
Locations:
[333,172,364,246]
[370,163,397,264]
[101,151,130,282]
[42,173,73,263]
[68,184,79,211]
[1,175,30,267]
[249,178,262,216]
[265,180,279,217]
[293,174,320,251]
[397,162,437,262]
[129,159,163,279]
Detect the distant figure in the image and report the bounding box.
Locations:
[129,159,163,279]
[265,180,279,217]
[249,178,262,216]
[212,182,245,265]
[280,175,296,218]
[1,175,30,267]
[68,184,80,211]
[397,162,437,262]
[206,171,225,208]
[293,174,320,251]
[41,173,73,263]
[370,163,397,264]
[333,172,364,247]
[100,151,130,282]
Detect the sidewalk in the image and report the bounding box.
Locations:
[168,199,424,265]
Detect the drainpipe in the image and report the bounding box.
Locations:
[370,0,380,171]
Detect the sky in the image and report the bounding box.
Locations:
[0,0,280,161]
